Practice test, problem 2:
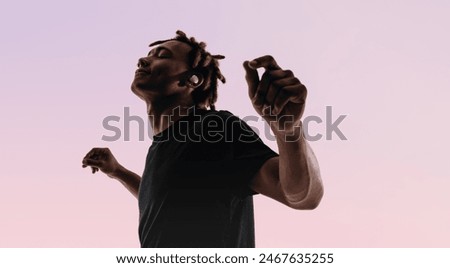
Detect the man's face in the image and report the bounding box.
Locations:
[131,40,192,99]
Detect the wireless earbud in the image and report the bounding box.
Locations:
[189,75,199,85]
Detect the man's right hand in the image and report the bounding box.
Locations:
[82,147,121,178]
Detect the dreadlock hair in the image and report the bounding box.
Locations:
[149,30,226,110]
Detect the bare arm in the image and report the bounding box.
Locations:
[243,56,324,209]
[251,127,323,209]
[82,147,141,199]
[108,164,141,199]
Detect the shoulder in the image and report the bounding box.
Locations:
[195,109,260,143]
[194,109,239,130]
[198,109,253,127]
[197,109,237,122]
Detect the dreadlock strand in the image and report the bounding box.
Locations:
[198,42,207,50]
[212,54,225,60]
[209,76,218,110]
[193,49,203,68]
[201,55,213,67]
[176,30,187,38]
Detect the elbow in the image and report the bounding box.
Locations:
[289,198,321,210]
[308,187,324,210]
[302,194,322,210]
[286,186,324,210]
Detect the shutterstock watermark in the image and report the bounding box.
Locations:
[101,106,347,142]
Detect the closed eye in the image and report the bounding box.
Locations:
[147,47,173,59]
[157,51,171,58]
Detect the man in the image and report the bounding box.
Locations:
[82,31,323,248]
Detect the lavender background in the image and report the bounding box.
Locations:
[1,0,449,247]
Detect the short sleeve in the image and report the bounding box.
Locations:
[221,111,278,198]
[178,110,278,199]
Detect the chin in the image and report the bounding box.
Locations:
[131,82,158,101]
[131,82,145,98]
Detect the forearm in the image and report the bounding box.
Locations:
[110,165,141,199]
[274,124,323,208]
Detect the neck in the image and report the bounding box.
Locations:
[146,97,195,136]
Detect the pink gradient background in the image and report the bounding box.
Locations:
[1,0,450,247]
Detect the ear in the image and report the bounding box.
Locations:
[186,73,204,89]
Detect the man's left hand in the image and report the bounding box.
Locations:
[243,55,307,134]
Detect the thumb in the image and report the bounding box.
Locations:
[243,61,259,99]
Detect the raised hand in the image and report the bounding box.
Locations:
[243,55,307,134]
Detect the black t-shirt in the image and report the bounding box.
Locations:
[138,108,278,248]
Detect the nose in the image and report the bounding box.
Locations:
[137,57,150,68]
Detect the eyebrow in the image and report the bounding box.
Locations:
[147,46,173,56]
